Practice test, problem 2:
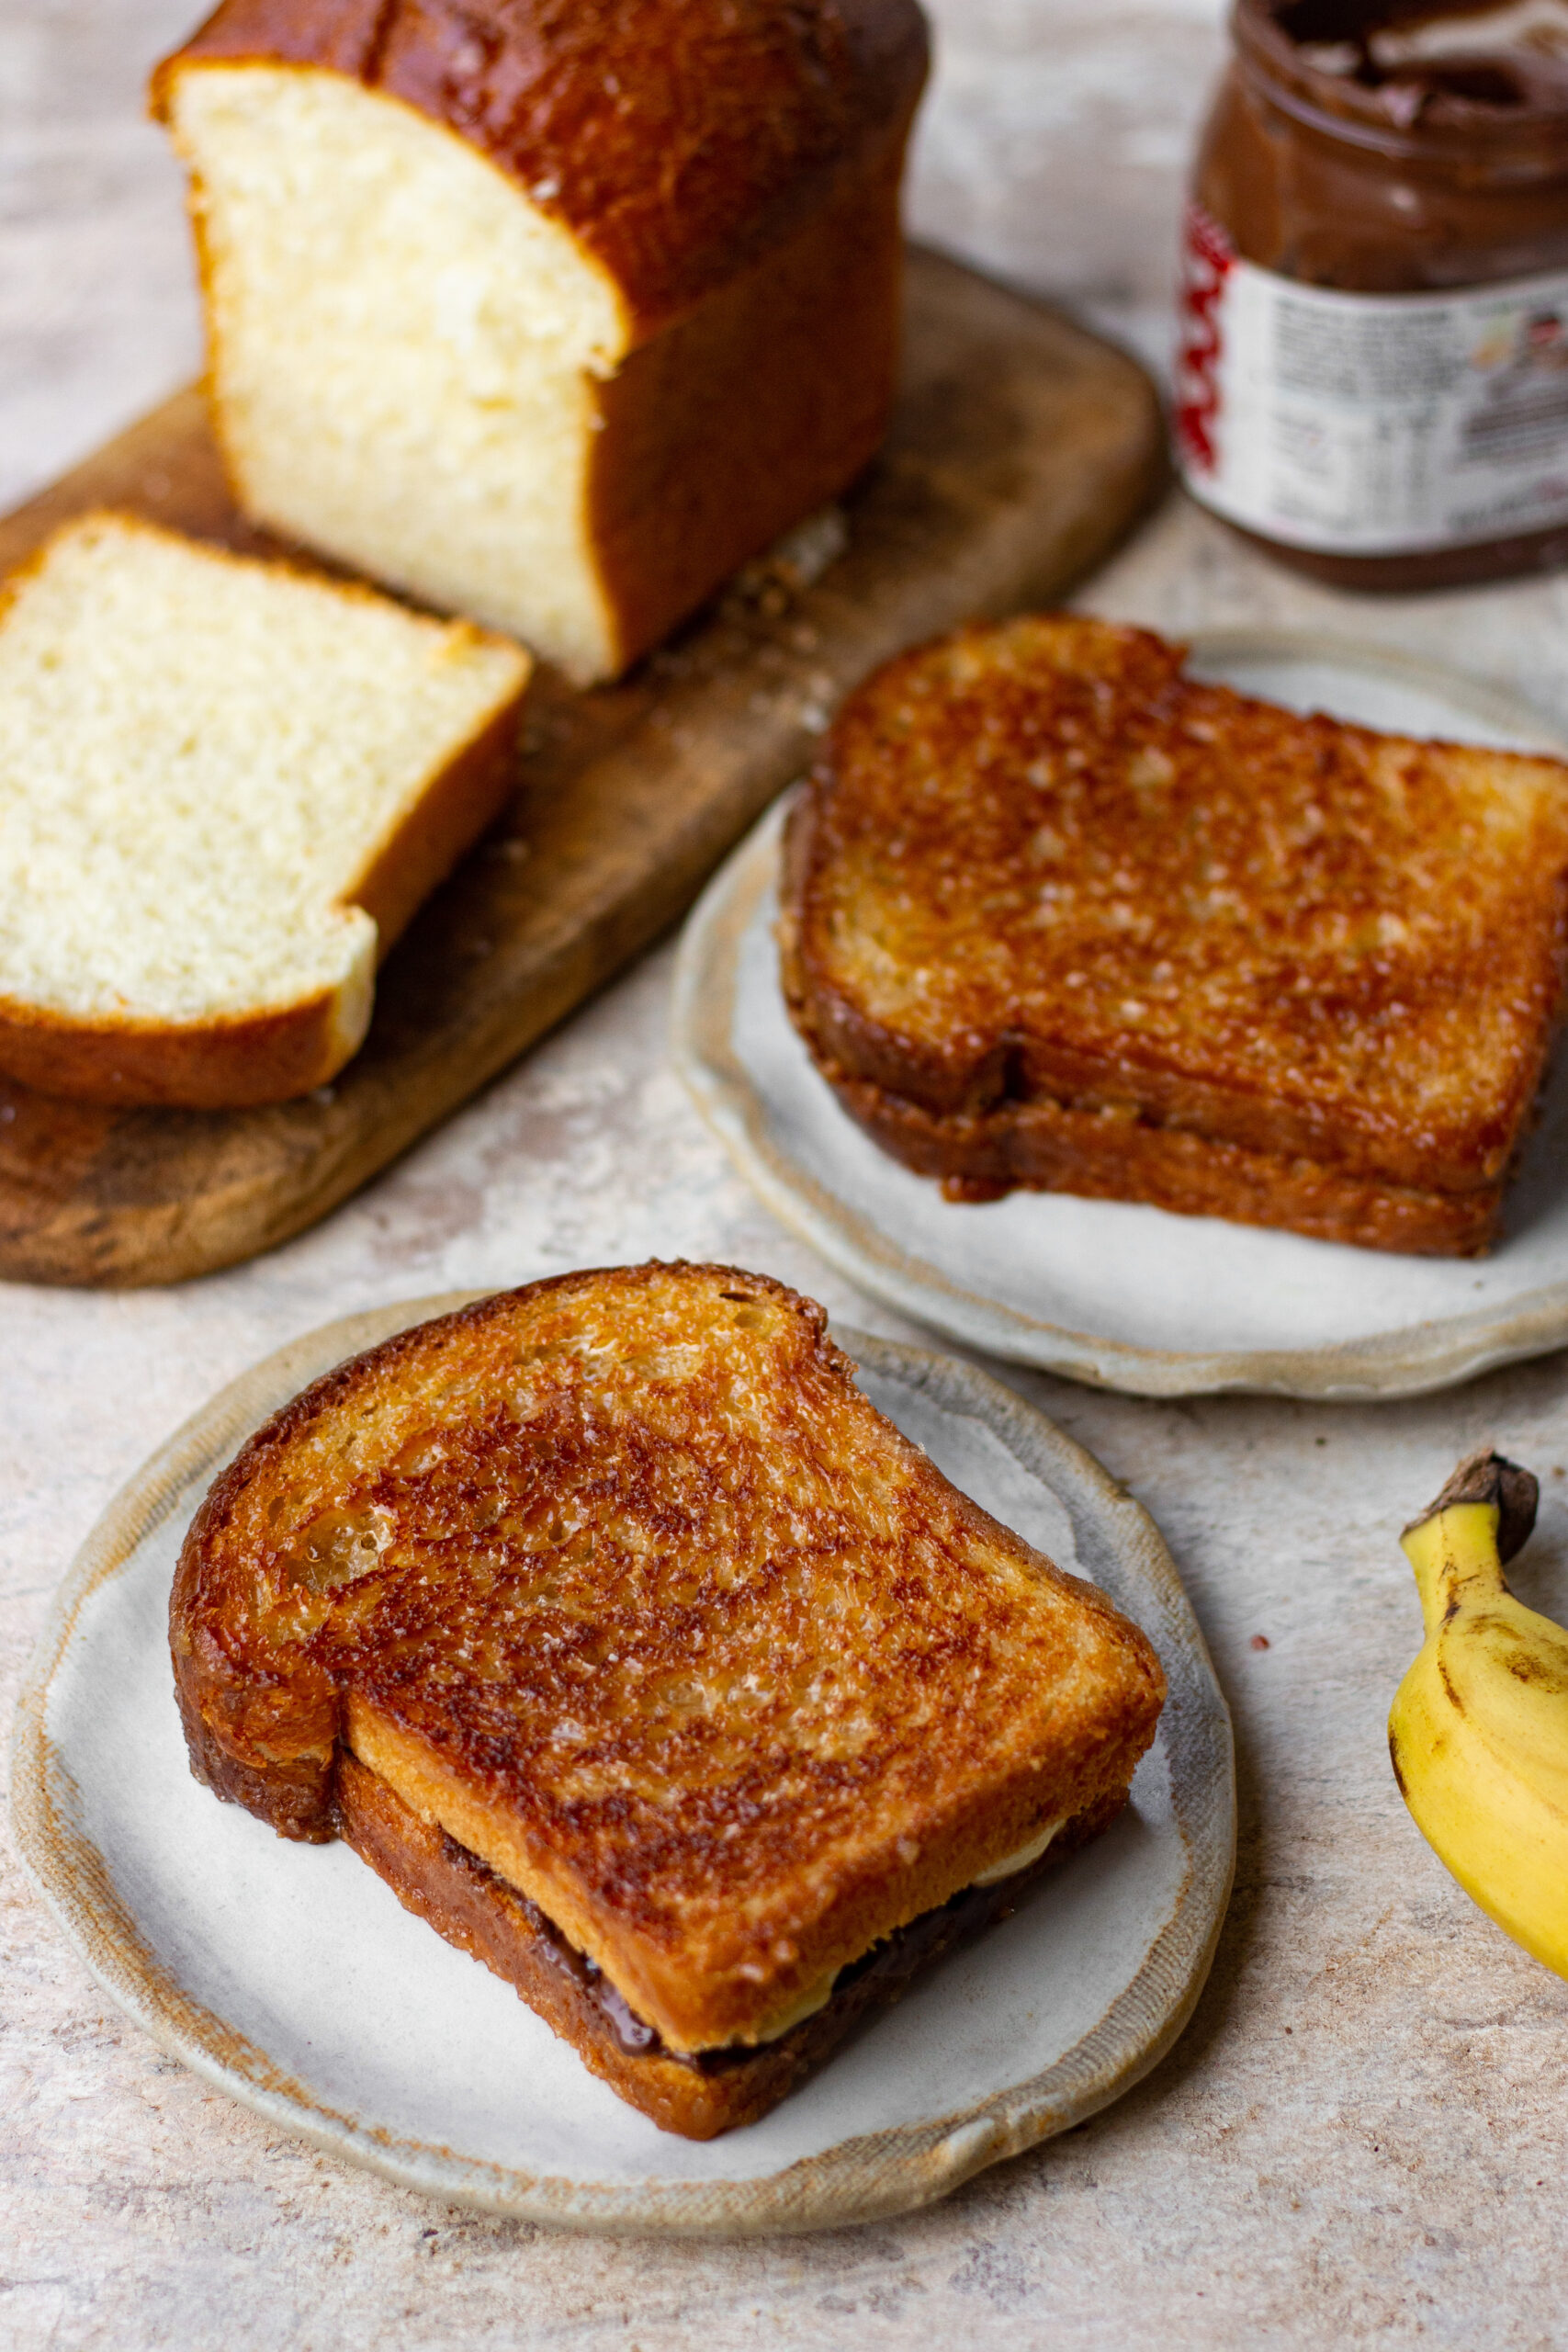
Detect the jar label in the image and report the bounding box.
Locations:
[1175,204,1568,555]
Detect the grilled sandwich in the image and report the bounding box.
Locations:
[781,615,1568,1255]
[171,1261,1165,2138]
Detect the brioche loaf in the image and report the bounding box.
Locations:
[152,0,931,685]
[0,511,528,1109]
[171,1262,1165,2127]
[781,615,1568,1254]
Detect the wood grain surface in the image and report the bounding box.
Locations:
[0,244,1163,1288]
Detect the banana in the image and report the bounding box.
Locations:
[1390,1448,1568,1978]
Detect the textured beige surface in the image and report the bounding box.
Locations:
[7,2,1568,2346]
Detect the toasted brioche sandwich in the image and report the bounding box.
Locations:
[781,615,1568,1255]
[171,1261,1165,2137]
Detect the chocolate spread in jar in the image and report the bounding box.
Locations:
[1176,0,1568,588]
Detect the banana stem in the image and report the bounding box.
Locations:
[1401,1501,1505,1639]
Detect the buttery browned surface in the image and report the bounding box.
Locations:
[152,0,930,339]
[171,1261,1164,2053]
[334,1748,1127,2138]
[783,613,1568,1241]
[824,1067,1503,1255]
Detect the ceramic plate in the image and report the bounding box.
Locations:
[10,1295,1233,2239]
[674,631,1568,1400]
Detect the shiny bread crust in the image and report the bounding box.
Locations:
[151,0,931,340]
[171,1261,1165,2052]
[152,4,926,677]
[782,615,1568,1243]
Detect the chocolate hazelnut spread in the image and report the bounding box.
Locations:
[1176,0,1568,586]
[514,1825,1058,2071]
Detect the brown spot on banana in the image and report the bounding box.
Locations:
[1388,1731,1408,1800]
[1505,1647,1568,1693]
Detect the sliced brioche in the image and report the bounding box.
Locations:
[0,512,528,1107]
[152,0,929,684]
[782,615,1568,1253]
[171,1262,1165,2063]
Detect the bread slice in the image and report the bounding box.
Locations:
[782,614,1568,1254]
[171,1262,1164,2115]
[0,511,528,1108]
[333,1748,1126,2139]
[152,0,929,685]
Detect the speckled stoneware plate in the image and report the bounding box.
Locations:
[10,1294,1233,2239]
[673,631,1568,1401]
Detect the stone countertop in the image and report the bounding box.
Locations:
[6,6,1568,2347]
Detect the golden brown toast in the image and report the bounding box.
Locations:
[822,1068,1503,1256]
[781,616,1568,1252]
[334,1749,1125,2139]
[171,1261,1164,2087]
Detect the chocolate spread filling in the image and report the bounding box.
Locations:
[467,1838,1061,2071]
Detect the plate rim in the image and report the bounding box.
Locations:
[671,628,1568,1401]
[9,1290,1234,2239]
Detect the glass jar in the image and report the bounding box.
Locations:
[1174,0,1568,589]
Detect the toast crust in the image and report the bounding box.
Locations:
[172,1262,1165,2053]
[334,1747,1126,2138]
[783,616,1568,1238]
[816,1058,1504,1258]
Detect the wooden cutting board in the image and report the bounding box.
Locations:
[0,246,1164,1287]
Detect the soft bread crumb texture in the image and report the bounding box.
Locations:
[167,67,627,680]
[789,615,1568,1194]
[0,512,526,1031]
[172,1263,1165,2053]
